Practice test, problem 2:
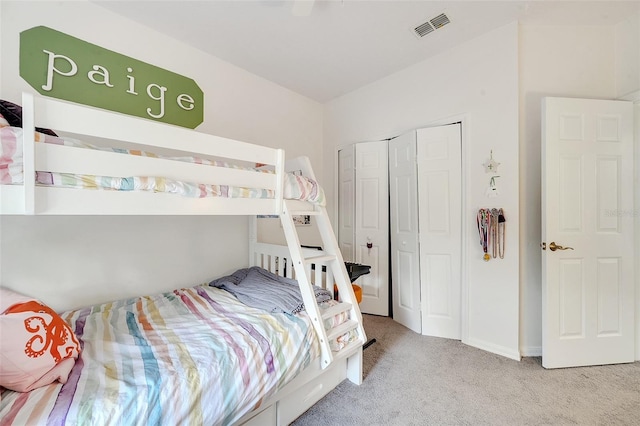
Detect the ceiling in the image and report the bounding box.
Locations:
[95,1,640,103]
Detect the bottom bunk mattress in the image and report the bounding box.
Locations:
[0,285,320,425]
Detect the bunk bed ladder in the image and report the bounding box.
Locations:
[280,200,367,371]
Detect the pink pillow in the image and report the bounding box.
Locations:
[0,288,81,392]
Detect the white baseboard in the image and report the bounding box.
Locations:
[465,337,521,361]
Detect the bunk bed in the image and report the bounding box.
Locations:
[0,93,366,425]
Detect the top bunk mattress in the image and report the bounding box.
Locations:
[0,126,325,206]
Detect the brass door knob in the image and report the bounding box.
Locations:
[549,241,574,251]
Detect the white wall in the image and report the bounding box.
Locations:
[324,23,520,359]
[616,10,640,360]
[615,13,640,99]
[635,101,640,360]
[0,1,323,312]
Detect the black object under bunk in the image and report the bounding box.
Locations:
[344,262,376,351]
[344,262,371,282]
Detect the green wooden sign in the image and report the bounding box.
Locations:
[20,26,204,129]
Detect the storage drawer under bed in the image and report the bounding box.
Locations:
[241,403,276,426]
[277,360,345,425]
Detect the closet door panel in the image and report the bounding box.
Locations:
[338,147,355,262]
[417,124,462,339]
[422,171,451,233]
[389,132,421,332]
[355,141,389,316]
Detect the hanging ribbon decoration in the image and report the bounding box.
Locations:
[497,208,505,259]
[478,208,506,261]
[476,208,491,261]
[491,208,499,259]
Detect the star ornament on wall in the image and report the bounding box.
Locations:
[483,151,500,173]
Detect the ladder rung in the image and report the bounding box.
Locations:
[331,339,365,359]
[304,254,337,264]
[326,319,359,341]
[321,302,353,320]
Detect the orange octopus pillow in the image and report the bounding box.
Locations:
[0,288,81,392]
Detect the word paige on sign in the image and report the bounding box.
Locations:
[20,26,204,129]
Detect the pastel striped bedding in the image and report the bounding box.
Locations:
[0,285,320,426]
[319,300,359,351]
[0,127,325,206]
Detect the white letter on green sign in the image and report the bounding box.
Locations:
[41,49,78,91]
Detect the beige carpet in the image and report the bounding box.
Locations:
[292,314,640,425]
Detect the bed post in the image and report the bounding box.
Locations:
[22,92,36,214]
[249,215,257,267]
[347,347,364,385]
[274,149,286,215]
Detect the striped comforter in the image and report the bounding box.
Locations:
[0,127,325,206]
[0,286,319,425]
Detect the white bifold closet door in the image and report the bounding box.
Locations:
[338,142,390,317]
[389,124,462,339]
[338,146,355,262]
[389,131,421,332]
[354,141,390,316]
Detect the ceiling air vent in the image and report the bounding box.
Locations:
[413,12,450,38]
[414,21,435,38]
[430,13,450,29]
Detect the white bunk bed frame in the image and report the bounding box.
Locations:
[0,93,366,426]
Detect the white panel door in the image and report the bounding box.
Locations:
[417,124,462,339]
[542,97,634,369]
[338,147,355,262]
[389,131,421,333]
[355,141,389,316]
